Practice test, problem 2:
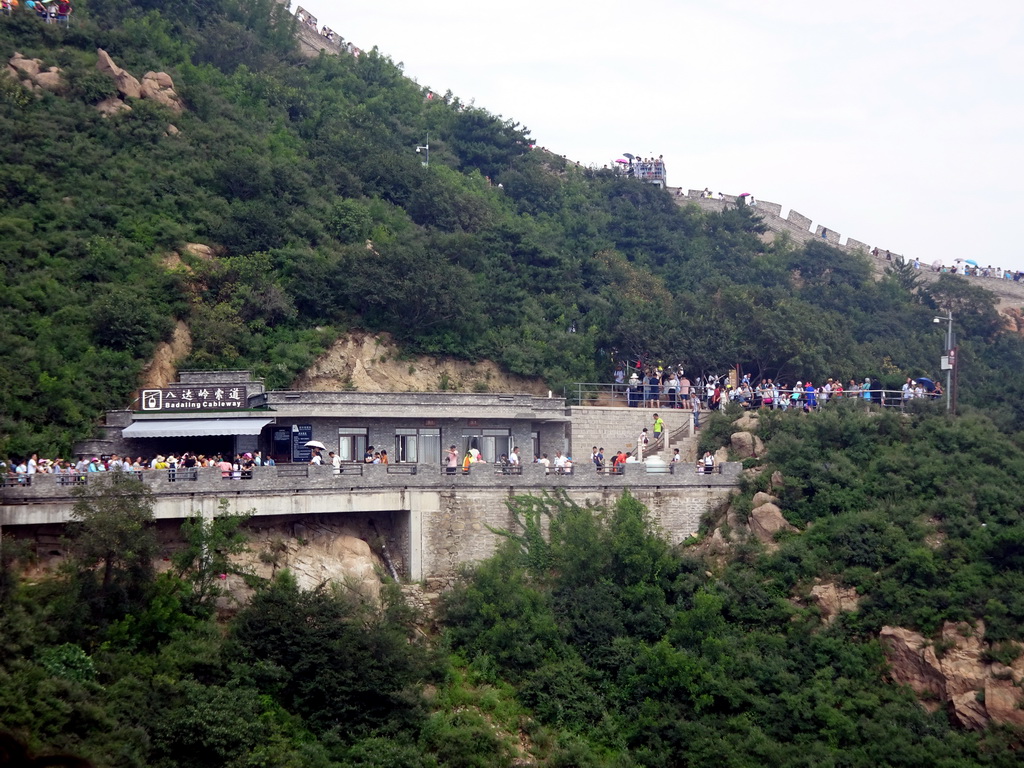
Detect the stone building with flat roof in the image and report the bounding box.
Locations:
[77,371,570,467]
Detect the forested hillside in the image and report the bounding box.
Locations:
[3,0,1024,457]
[6,3,1024,765]
[6,404,1024,766]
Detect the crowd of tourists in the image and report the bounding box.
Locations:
[616,156,666,182]
[0,0,72,24]
[616,365,941,412]
[2,451,278,485]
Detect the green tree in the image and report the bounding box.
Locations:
[65,475,158,630]
[173,503,253,617]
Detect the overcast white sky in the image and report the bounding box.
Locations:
[308,1,1024,272]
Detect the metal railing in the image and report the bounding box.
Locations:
[568,382,941,412]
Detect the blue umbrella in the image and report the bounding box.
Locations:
[965,259,979,266]
[915,377,936,392]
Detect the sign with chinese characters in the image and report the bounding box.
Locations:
[291,424,313,463]
[139,386,248,411]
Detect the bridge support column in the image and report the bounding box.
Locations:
[408,490,439,582]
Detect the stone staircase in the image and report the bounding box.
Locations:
[640,418,699,464]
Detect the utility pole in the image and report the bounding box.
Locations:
[934,311,954,414]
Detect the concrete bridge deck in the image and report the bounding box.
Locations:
[1,464,741,584]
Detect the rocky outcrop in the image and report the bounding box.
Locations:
[809,582,860,625]
[294,331,548,394]
[733,412,759,432]
[96,48,141,99]
[880,621,1024,729]
[140,320,192,389]
[94,51,184,114]
[9,52,42,77]
[183,242,217,259]
[7,53,65,94]
[140,70,184,113]
[748,501,795,549]
[34,68,66,94]
[730,431,764,459]
[96,96,131,116]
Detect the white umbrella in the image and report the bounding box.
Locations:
[304,440,327,450]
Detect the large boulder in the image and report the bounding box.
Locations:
[140,70,184,112]
[748,502,795,548]
[34,69,66,95]
[96,48,141,99]
[730,431,764,459]
[9,52,43,77]
[733,412,759,432]
[751,491,779,508]
[96,96,132,116]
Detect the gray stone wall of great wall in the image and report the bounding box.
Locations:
[418,486,732,588]
[673,190,1024,310]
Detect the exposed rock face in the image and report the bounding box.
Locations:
[96,96,132,116]
[141,70,184,112]
[751,491,779,508]
[140,320,192,389]
[295,331,548,394]
[8,54,64,94]
[96,48,141,99]
[730,431,764,459]
[183,242,217,259]
[748,501,795,549]
[1004,306,1024,336]
[880,621,1024,728]
[33,69,66,94]
[770,470,784,490]
[733,412,759,432]
[809,582,859,625]
[9,52,42,77]
[984,679,1024,727]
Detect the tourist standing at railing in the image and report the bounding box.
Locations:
[679,375,691,410]
[446,445,459,474]
[666,370,679,409]
[510,447,521,467]
[647,370,660,408]
[702,451,715,474]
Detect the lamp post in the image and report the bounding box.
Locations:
[415,134,429,167]
[934,311,953,413]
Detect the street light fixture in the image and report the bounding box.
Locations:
[933,311,954,413]
[415,134,429,167]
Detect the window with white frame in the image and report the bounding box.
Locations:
[394,428,440,464]
[337,428,368,462]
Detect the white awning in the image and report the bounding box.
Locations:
[122,418,274,438]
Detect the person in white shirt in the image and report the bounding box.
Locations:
[553,451,568,473]
[509,448,520,466]
[537,453,551,474]
[309,449,323,466]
